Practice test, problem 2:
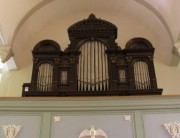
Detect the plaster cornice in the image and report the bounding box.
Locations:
[0,96,180,112]
[0,45,11,62]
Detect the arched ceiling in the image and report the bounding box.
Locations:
[0,0,180,68]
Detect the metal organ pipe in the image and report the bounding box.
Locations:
[37,63,53,91]
[78,41,109,91]
[134,61,151,90]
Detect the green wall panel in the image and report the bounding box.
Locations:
[51,115,134,138]
[0,96,179,138]
[0,115,41,138]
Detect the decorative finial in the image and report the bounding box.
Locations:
[88,13,96,19]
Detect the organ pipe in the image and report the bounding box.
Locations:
[78,40,109,91]
[134,61,151,90]
[37,63,53,91]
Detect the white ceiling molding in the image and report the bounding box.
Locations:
[174,41,180,56]
[171,36,180,67]
[0,46,17,70]
[0,59,3,73]
[0,25,6,45]
[0,26,15,67]
[0,45,10,62]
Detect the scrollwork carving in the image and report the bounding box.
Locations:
[70,57,78,64]
[110,56,117,63]
[117,59,127,66]
[126,57,132,62]
[55,58,60,64]
[148,56,154,61]
[33,58,38,63]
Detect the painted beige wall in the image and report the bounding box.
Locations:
[0,0,42,43]
[1,61,180,97]
[0,65,32,96]
[0,11,178,97]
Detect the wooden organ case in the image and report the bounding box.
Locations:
[22,14,163,96]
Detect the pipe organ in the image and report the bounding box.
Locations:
[22,14,163,96]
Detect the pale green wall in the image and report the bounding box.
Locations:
[0,96,180,138]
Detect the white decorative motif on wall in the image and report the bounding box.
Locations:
[124,115,131,121]
[53,116,61,123]
[2,124,21,138]
[79,125,108,138]
[163,122,180,138]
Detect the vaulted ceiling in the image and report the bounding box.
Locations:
[0,0,180,68]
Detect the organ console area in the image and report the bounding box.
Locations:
[22,14,163,96]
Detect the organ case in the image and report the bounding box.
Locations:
[22,14,162,96]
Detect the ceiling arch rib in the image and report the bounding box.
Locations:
[10,0,174,67]
[11,0,173,47]
[7,0,53,61]
[135,0,174,43]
